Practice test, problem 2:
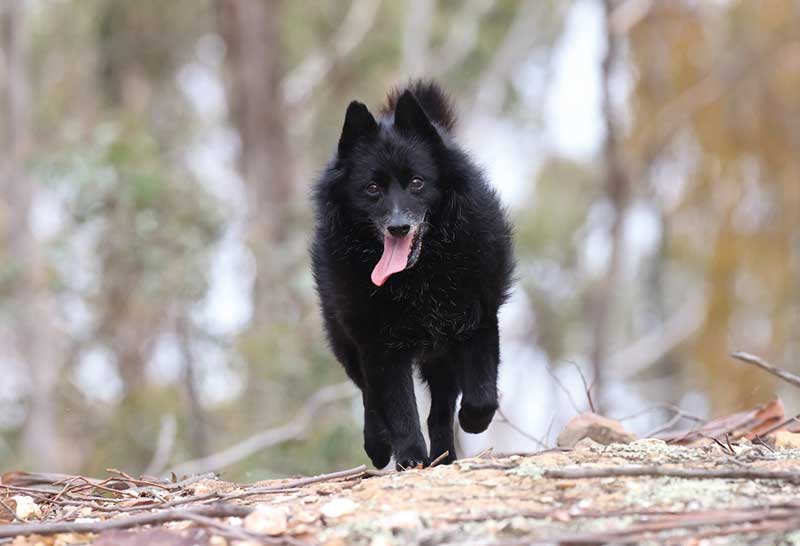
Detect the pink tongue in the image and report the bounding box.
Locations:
[371,233,415,286]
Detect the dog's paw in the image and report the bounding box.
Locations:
[364,436,392,469]
[363,424,392,469]
[394,443,429,471]
[395,455,428,471]
[458,401,497,434]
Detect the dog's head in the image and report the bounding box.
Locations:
[335,91,447,286]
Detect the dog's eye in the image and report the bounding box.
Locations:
[409,177,425,192]
[365,183,380,196]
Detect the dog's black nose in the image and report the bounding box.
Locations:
[388,224,411,237]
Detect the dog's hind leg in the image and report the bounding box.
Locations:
[456,316,500,434]
[421,357,459,464]
[362,348,428,470]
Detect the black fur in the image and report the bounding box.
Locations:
[311,81,514,470]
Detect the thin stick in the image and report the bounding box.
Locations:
[0,500,16,523]
[760,413,800,436]
[496,409,547,449]
[169,382,356,476]
[566,360,596,413]
[0,503,251,538]
[428,451,450,468]
[105,469,172,490]
[545,365,582,414]
[731,352,800,389]
[542,507,800,544]
[181,512,310,546]
[544,465,800,483]
[260,464,366,490]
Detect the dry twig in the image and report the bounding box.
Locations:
[544,465,800,483]
[731,352,800,390]
[169,382,356,476]
[0,504,250,539]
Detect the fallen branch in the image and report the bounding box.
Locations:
[496,408,548,449]
[169,382,356,476]
[544,465,800,483]
[731,352,800,390]
[0,503,251,539]
[181,512,309,546]
[544,507,800,545]
[116,465,368,514]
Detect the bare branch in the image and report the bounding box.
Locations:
[566,360,596,413]
[168,382,357,476]
[608,0,653,35]
[430,0,497,73]
[496,408,548,449]
[469,1,562,115]
[611,288,707,379]
[0,504,252,539]
[544,465,800,483]
[545,365,582,415]
[143,414,177,477]
[281,0,383,106]
[731,352,800,390]
[401,0,435,74]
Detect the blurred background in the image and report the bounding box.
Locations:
[0,0,798,480]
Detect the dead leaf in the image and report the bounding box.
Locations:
[659,398,785,444]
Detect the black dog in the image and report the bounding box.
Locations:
[311,81,514,469]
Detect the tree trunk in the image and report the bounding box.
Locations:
[1,1,66,471]
[218,0,295,328]
[590,0,631,411]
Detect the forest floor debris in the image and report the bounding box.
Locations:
[4,437,800,545]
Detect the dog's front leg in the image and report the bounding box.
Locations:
[362,348,428,470]
[457,317,500,434]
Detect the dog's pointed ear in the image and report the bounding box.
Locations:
[338,101,377,157]
[394,90,441,143]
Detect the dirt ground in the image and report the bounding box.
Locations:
[4,438,800,545]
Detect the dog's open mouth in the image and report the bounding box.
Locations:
[371,227,423,287]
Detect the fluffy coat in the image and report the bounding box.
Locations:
[311,81,514,469]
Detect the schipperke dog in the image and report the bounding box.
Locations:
[311,81,513,470]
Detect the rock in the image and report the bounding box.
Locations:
[320,497,357,519]
[573,437,603,450]
[774,430,800,449]
[380,510,422,530]
[556,412,637,448]
[243,504,288,535]
[632,438,667,447]
[10,495,39,520]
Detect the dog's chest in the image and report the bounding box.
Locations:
[377,276,481,350]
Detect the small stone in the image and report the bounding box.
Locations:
[320,497,357,519]
[633,438,667,446]
[381,510,421,530]
[11,496,39,520]
[556,413,637,448]
[370,535,394,546]
[774,430,800,449]
[293,510,318,524]
[574,437,602,450]
[243,505,288,535]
